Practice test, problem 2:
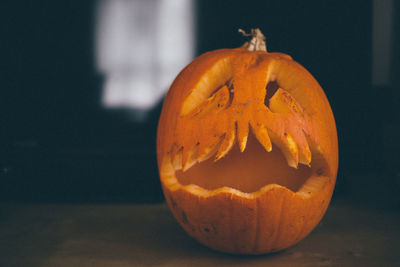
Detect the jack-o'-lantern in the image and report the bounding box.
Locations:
[157,29,338,254]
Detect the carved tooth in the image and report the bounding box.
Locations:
[250,122,272,152]
[182,145,198,172]
[268,130,299,168]
[297,134,312,166]
[181,146,191,170]
[197,138,221,163]
[299,145,312,166]
[285,133,299,168]
[172,147,183,171]
[162,155,175,176]
[169,143,178,163]
[215,128,235,161]
[236,120,249,152]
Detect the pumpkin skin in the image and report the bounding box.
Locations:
[157,30,338,254]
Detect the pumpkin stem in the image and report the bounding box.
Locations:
[238,28,267,52]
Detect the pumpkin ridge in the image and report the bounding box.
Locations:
[252,198,261,252]
[268,194,285,252]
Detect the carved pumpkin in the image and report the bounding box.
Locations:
[157,29,338,254]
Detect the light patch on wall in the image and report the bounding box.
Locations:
[95,0,194,119]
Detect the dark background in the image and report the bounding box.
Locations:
[1,0,399,206]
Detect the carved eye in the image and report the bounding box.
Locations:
[211,79,234,109]
[265,81,304,115]
[264,81,280,108]
[180,57,234,116]
[185,80,234,118]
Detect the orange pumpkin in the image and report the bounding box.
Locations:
[157,29,338,254]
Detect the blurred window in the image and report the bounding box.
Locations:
[95,0,194,119]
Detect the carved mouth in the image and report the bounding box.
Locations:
[160,55,331,197]
[162,127,330,197]
[176,132,311,193]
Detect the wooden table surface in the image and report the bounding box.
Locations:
[1,200,399,267]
